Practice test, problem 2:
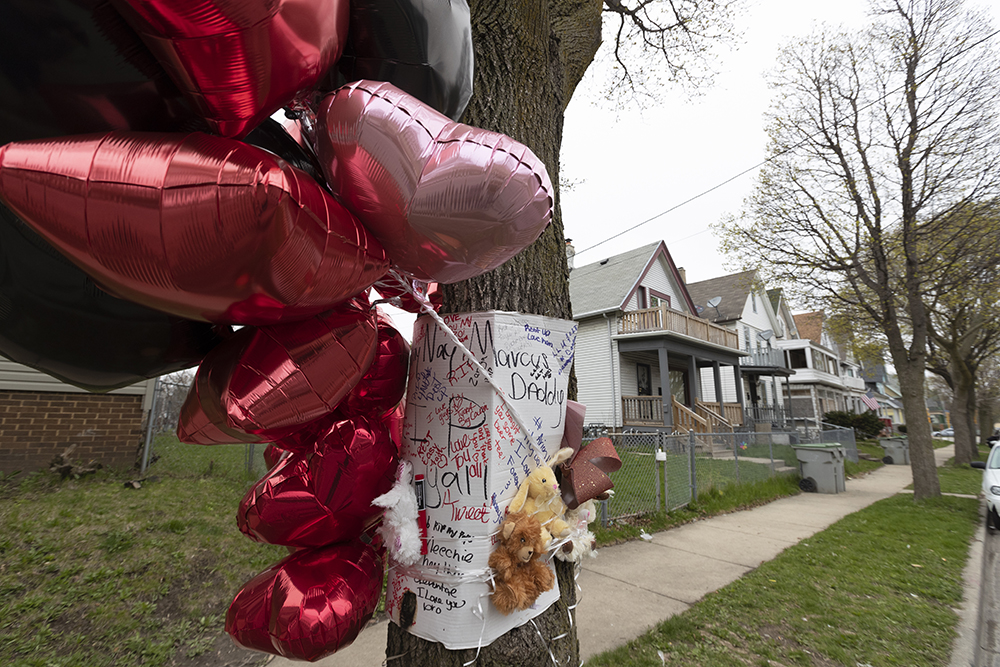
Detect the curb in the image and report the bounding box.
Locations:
[950,499,986,667]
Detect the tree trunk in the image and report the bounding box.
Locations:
[888,343,941,500]
[384,0,602,663]
[950,360,974,466]
[980,403,994,448]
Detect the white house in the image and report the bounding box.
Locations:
[686,270,796,429]
[568,241,747,432]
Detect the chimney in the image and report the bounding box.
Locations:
[677,267,686,284]
[565,239,575,270]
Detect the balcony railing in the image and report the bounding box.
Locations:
[744,349,788,369]
[618,306,739,350]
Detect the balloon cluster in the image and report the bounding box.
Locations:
[0,0,554,660]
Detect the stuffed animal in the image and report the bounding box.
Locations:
[509,447,574,545]
[555,498,601,563]
[488,511,554,615]
[371,461,422,566]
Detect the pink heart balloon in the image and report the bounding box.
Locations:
[113,0,349,137]
[316,80,554,283]
[0,132,389,326]
[238,414,398,547]
[177,301,378,445]
[226,532,385,661]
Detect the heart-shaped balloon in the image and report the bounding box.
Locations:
[0,132,390,325]
[112,0,349,137]
[238,414,398,547]
[336,310,410,418]
[226,531,385,661]
[0,204,229,391]
[177,301,378,445]
[316,80,554,284]
[330,0,474,121]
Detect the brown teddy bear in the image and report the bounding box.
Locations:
[488,511,555,615]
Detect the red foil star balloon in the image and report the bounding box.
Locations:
[0,132,390,325]
[112,0,349,137]
[177,301,378,445]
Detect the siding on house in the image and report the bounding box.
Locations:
[699,365,740,403]
[572,317,620,426]
[0,359,156,474]
[638,257,684,312]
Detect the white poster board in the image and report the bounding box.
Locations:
[385,311,577,649]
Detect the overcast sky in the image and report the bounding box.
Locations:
[561,0,999,283]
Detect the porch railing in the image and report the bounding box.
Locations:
[743,405,791,427]
[694,400,733,432]
[673,397,709,433]
[618,306,739,350]
[696,400,744,426]
[621,395,664,425]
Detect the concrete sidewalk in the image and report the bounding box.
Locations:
[265,445,974,666]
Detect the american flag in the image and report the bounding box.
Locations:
[861,390,880,412]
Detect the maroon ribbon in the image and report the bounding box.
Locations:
[558,401,622,509]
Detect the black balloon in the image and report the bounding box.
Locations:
[330,0,474,121]
[0,206,229,392]
[0,0,200,144]
[245,118,325,184]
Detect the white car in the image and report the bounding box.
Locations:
[973,447,1000,531]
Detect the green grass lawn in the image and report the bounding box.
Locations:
[588,493,979,667]
[0,437,285,667]
[605,446,789,520]
[594,474,803,547]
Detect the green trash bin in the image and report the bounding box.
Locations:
[879,437,910,465]
[792,445,846,494]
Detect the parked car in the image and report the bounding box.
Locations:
[973,447,1000,531]
[933,427,954,437]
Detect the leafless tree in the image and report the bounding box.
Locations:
[387,0,738,664]
[718,0,1000,499]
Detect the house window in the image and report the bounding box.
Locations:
[752,292,757,313]
[649,290,670,309]
[788,348,808,369]
[743,326,751,352]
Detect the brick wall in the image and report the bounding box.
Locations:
[0,391,146,474]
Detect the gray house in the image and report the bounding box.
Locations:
[568,241,747,432]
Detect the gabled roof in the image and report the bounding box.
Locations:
[685,270,758,324]
[569,241,697,317]
[793,312,824,343]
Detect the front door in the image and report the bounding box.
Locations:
[637,363,652,396]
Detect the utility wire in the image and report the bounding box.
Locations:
[573,25,1000,258]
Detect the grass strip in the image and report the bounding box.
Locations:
[587,493,979,667]
[0,445,286,667]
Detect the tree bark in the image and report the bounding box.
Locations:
[384,1,602,664]
[950,354,975,465]
[891,348,941,500]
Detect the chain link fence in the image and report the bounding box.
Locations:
[592,422,858,527]
[138,372,269,485]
